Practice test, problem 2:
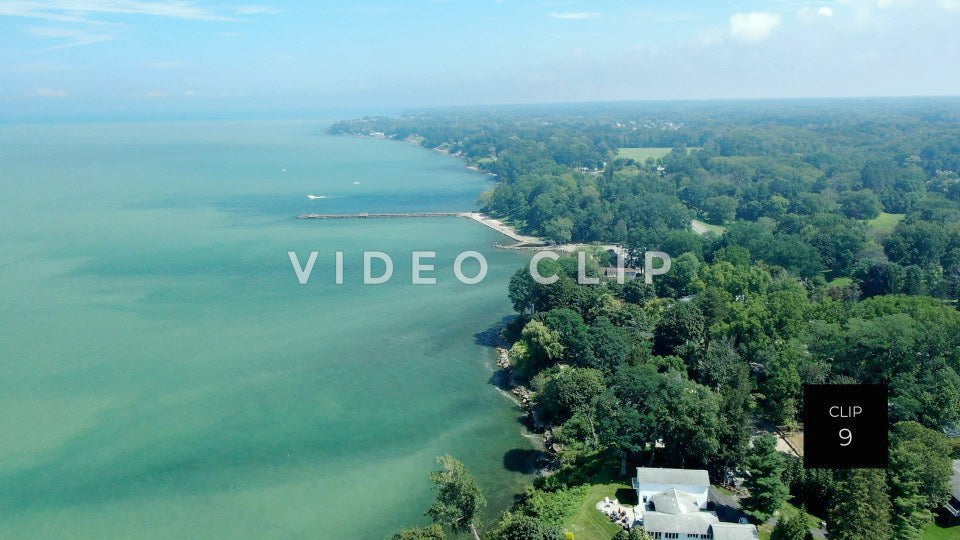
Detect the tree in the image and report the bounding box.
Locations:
[696,339,742,389]
[392,524,446,540]
[860,159,901,211]
[543,217,574,244]
[802,213,868,275]
[614,528,653,540]
[588,316,632,372]
[741,434,789,522]
[653,301,705,356]
[705,195,738,223]
[883,221,948,267]
[426,455,486,540]
[621,279,656,305]
[759,341,804,428]
[888,422,953,539]
[496,514,563,540]
[713,245,752,266]
[541,308,596,366]
[509,268,537,314]
[838,189,881,219]
[595,388,654,475]
[655,251,700,298]
[771,509,808,540]
[785,460,834,517]
[511,320,565,379]
[853,259,905,297]
[715,355,754,481]
[827,469,892,540]
[598,365,720,471]
[537,367,605,425]
[657,375,721,468]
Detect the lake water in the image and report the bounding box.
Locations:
[0,120,534,538]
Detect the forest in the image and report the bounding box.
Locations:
[332,98,960,540]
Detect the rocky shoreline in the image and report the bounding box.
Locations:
[494,346,559,460]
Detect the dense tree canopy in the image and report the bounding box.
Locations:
[350,99,960,540]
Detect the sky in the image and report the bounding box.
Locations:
[1,0,959,117]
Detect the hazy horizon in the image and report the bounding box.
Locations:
[3,0,960,119]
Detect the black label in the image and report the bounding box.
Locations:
[803,384,888,469]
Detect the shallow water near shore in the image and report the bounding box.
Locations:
[0,120,534,538]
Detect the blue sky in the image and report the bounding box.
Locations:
[1,0,959,116]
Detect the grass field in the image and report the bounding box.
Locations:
[562,483,633,540]
[867,212,905,234]
[617,147,674,162]
[922,520,960,539]
[826,276,853,288]
[758,502,823,540]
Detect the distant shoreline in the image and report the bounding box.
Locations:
[337,132,549,246]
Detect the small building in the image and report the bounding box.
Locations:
[633,467,710,509]
[601,266,641,280]
[944,460,960,524]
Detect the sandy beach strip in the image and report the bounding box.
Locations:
[460,212,543,244]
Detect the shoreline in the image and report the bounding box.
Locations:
[330,132,551,246]
[340,131,553,443]
[329,134,632,258]
[460,212,543,245]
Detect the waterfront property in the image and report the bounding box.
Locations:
[632,467,759,540]
[633,467,710,509]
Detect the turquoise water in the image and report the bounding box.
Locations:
[0,121,533,538]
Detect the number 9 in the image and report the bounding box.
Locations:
[839,428,853,447]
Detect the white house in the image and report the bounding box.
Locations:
[633,467,710,509]
[631,467,760,540]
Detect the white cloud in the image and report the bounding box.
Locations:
[798,5,835,21]
[235,5,280,15]
[0,1,232,23]
[843,0,960,12]
[729,12,782,42]
[35,87,68,97]
[547,11,600,20]
[27,26,113,48]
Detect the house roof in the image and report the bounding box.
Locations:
[636,467,710,487]
[643,510,718,535]
[650,488,700,515]
[711,522,760,540]
[951,460,960,500]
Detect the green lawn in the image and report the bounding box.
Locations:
[922,520,960,539]
[826,276,853,288]
[867,212,905,234]
[758,502,823,540]
[617,147,674,162]
[562,482,633,540]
